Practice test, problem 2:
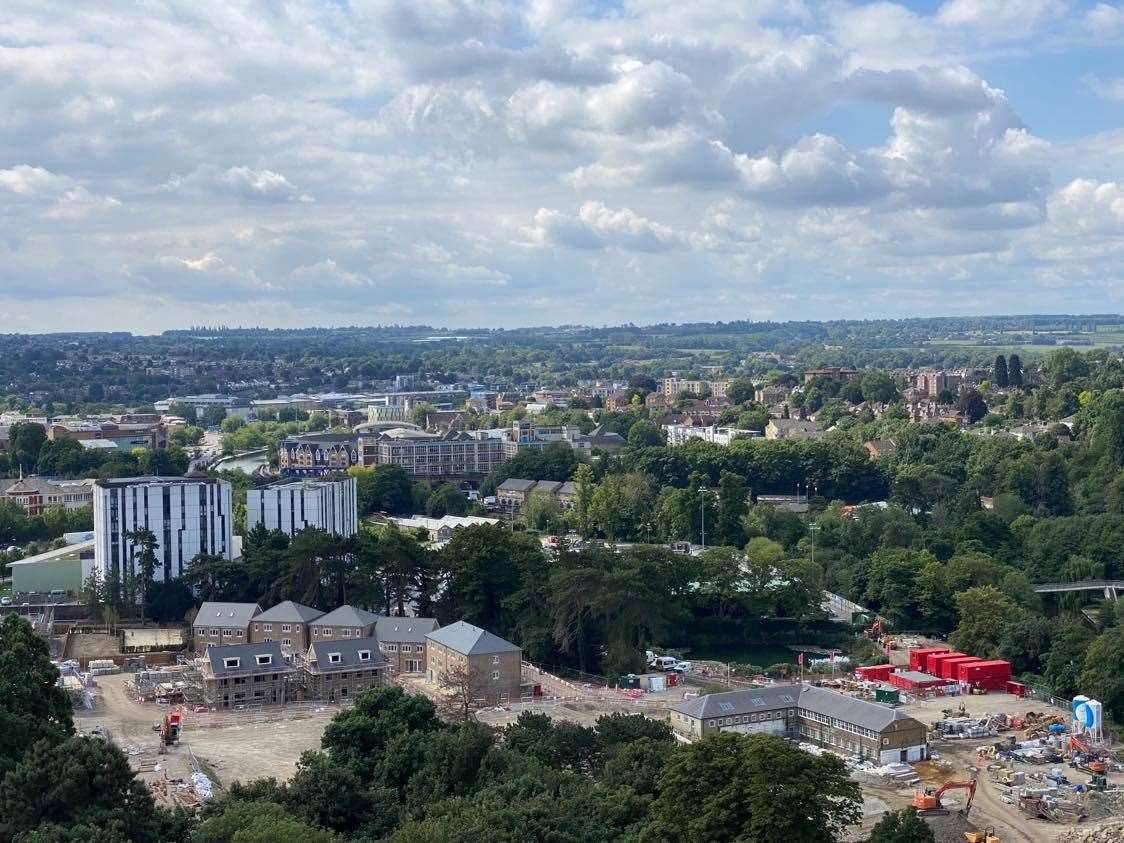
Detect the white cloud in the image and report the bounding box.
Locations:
[1085,74,1124,102]
[0,165,70,196]
[527,201,684,252]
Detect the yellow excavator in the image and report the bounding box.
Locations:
[964,828,999,843]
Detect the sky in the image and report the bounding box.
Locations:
[1,0,1123,332]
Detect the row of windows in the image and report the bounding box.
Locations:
[379,643,424,653]
[312,627,365,638]
[706,709,792,728]
[799,708,879,739]
[254,623,297,633]
[205,628,245,639]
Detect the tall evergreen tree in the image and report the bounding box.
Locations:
[1008,353,1023,387]
[993,354,1009,387]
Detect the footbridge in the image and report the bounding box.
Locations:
[1033,580,1124,600]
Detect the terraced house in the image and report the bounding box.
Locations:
[375,615,438,675]
[301,637,388,703]
[192,602,261,650]
[200,641,295,709]
[249,600,323,653]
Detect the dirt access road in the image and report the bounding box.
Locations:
[76,673,335,791]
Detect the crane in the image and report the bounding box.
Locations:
[913,779,977,815]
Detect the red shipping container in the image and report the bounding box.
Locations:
[927,651,965,674]
[856,664,894,682]
[909,647,949,672]
[1006,680,1027,697]
[959,660,1011,690]
[940,656,980,680]
[889,670,943,690]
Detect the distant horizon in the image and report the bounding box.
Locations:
[5,312,1124,338]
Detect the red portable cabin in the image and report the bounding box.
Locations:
[888,670,944,691]
[959,659,1012,690]
[909,647,949,672]
[1006,680,1027,697]
[940,656,980,680]
[856,664,894,682]
[926,651,965,675]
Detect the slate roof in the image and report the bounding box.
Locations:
[206,641,290,676]
[193,602,261,628]
[670,685,800,719]
[798,684,917,731]
[426,620,520,655]
[670,684,920,734]
[497,478,537,493]
[308,636,388,672]
[375,616,439,643]
[314,604,380,628]
[255,600,324,624]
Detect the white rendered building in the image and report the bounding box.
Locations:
[246,476,358,538]
[93,476,234,583]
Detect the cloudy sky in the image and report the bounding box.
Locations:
[1,0,1123,332]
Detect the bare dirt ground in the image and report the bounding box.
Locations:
[75,673,335,798]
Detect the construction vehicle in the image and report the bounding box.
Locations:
[153,710,182,746]
[1088,773,1108,792]
[964,828,999,843]
[913,779,977,816]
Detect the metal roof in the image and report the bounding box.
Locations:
[425,620,520,655]
[375,616,439,644]
[206,641,291,676]
[308,636,388,672]
[255,600,324,624]
[314,604,380,628]
[193,602,261,628]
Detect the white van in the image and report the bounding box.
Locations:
[650,656,678,671]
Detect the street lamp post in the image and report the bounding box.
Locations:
[808,521,819,566]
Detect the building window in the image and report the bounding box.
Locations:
[209,629,217,637]
[256,654,272,666]
[282,624,292,633]
[358,650,371,661]
[329,653,342,664]
[343,629,351,638]
[223,657,240,669]
[386,643,397,652]
[491,671,500,680]
[313,628,320,637]
[263,624,272,633]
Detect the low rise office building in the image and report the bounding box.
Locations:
[668,684,929,763]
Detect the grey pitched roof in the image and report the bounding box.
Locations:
[426,620,520,655]
[531,480,563,494]
[797,684,917,731]
[557,481,577,496]
[314,604,380,628]
[206,641,290,676]
[256,600,324,624]
[670,685,800,719]
[193,602,261,628]
[375,616,439,644]
[308,636,388,671]
[498,478,537,492]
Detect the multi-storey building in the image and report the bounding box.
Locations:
[495,479,577,512]
[663,424,760,446]
[914,370,964,398]
[764,419,824,440]
[193,602,262,649]
[310,604,380,641]
[0,477,95,516]
[426,620,522,705]
[359,429,505,478]
[246,477,358,537]
[278,433,360,477]
[249,600,324,653]
[301,637,388,702]
[669,684,929,763]
[200,641,295,709]
[802,367,861,383]
[660,377,732,399]
[375,616,439,674]
[93,476,233,584]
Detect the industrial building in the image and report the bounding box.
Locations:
[245,476,358,537]
[669,684,929,763]
[93,476,234,584]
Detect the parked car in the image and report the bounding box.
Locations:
[0,596,11,606]
[672,661,693,673]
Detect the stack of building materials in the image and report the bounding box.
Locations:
[1056,819,1124,843]
[88,658,119,675]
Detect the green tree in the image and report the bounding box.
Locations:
[572,463,596,538]
[1044,622,1096,698]
[350,464,414,515]
[425,483,468,518]
[860,371,900,403]
[1080,625,1124,721]
[9,421,47,473]
[0,615,75,775]
[993,355,1009,388]
[0,736,188,843]
[125,527,160,623]
[650,732,861,843]
[1046,347,1088,387]
[866,808,935,843]
[1008,354,1023,387]
[441,525,540,633]
[958,387,988,424]
[949,586,1020,659]
[727,378,756,405]
[715,471,748,547]
[626,420,663,449]
[193,800,337,843]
